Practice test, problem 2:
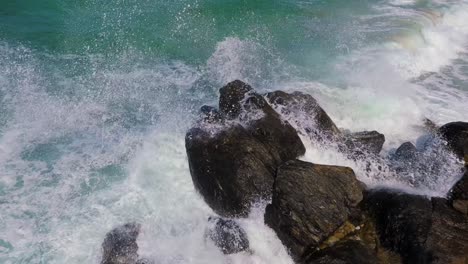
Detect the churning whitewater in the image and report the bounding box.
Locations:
[0,0,468,263]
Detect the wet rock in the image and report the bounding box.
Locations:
[101,223,141,264]
[264,160,363,261]
[219,80,253,119]
[426,198,468,264]
[265,90,341,141]
[304,240,379,264]
[186,81,305,217]
[449,170,468,215]
[206,217,249,254]
[344,131,385,155]
[200,105,224,124]
[394,142,418,160]
[364,190,433,263]
[439,121,468,162]
[365,190,468,264]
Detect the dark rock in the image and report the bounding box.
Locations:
[186,126,277,217]
[394,142,418,160]
[365,190,468,264]
[449,170,468,215]
[364,190,432,264]
[426,198,468,264]
[439,122,468,161]
[206,217,249,254]
[101,223,141,264]
[264,160,363,261]
[219,80,253,119]
[304,240,379,264]
[265,90,341,141]
[186,81,305,217]
[344,131,385,155]
[200,105,223,124]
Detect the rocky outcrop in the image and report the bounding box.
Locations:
[101,223,141,264]
[265,90,341,141]
[206,217,249,254]
[264,160,363,261]
[365,190,468,264]
[186,80,305,217]
[439,122,468,162]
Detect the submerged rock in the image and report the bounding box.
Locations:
[439,121,468,162]
[186,80,305,217]
[265,90,341,141]
[304,240,379,264]
[264,160,363,261]
[394,142,418,160]
[206,217,249,254]
[101,223,141,264]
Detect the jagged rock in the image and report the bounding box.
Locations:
[365,190,468,264]
[206,217,249,254]
[364,190,432,263]
[186,80,305,217]
[101,223,141,264]
[219,80,253,119]
[449,170,468,215]
[303,240,379,264]
[394,142,418,160]
[265,90,341,141]
[344,131,385,155]
[439,122,468,162]
[264,160,363,261]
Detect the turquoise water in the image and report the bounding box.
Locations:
[1,0,468,263]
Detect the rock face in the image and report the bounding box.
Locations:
[364,190,433,263]
[206,217,249,254]
[365,190,468,264]
[344,131,386,155]
[186,80,305,217]
[449,170,468,215]
[439,122,468,162]
[101,223,141,264]
[304,240,380,264]
[264,160,363,261]
[265,90,341,141]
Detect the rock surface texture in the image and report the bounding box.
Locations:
[206,217,250,254]
[101,223,141,264]
[185,80,305,217]
[264,160,363,261]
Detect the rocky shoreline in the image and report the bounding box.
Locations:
[100,80,468,264]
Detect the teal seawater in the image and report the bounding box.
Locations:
[0,0,468,263]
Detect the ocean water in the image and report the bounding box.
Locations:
[0,0,467,263]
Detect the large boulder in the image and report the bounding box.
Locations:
[206,217,249,254]
[186,80,305,217]
[101,223,141,264]
[365,190,468,264]
[364,190,433,264]
[265,90,341,141]
[439,122,468,162]
[264,160,363,261]
[304,240,380,264]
